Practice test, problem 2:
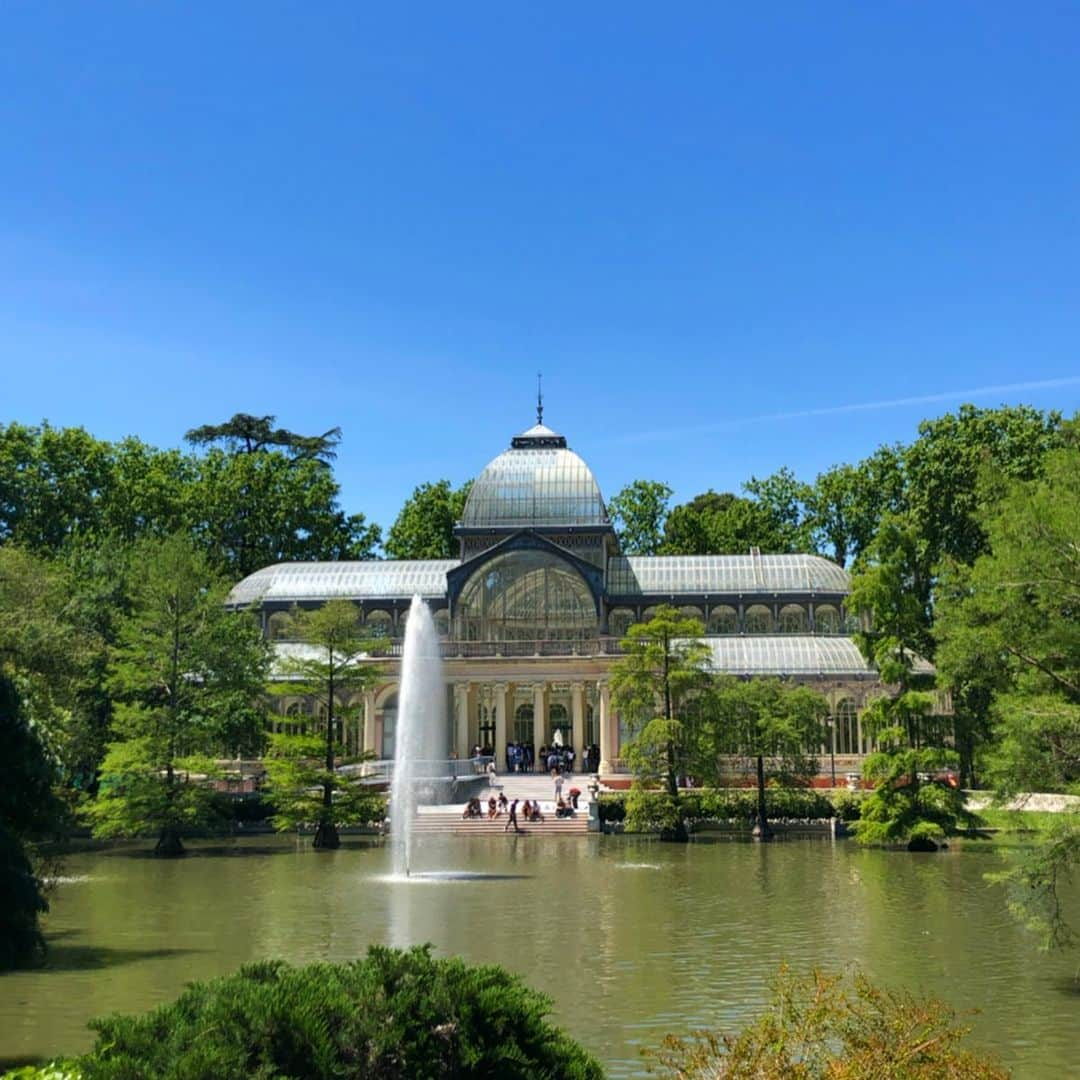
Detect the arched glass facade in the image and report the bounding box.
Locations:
[453,550,598,642]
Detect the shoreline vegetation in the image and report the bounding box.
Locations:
[2,947,1010,1080]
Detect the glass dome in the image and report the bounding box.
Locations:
[460,424,608,528]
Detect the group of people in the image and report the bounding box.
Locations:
[460,788,581,832]
[498,742,603,774]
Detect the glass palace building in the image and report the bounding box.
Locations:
[228,419,913,775]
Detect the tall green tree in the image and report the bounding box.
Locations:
[611,605,711,841]
[661,490,793,555]
[806,446,904,567]
[608,479,673,555]
[190,449,380,578]
[384,479,472,560]
[935,436,1080,941]
[86,535,269,856]
[743,466,816,553]
[185,412,343,464]
[0,546,77,969]
[266,599,383,849]
[694,677,826,840]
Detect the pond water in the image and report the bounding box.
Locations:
[1,834,1077,1076]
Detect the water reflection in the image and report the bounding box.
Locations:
[0,835,1076,1078]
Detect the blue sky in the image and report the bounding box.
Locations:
[2,3,1078,536]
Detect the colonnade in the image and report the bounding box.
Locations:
[447,679,618,773]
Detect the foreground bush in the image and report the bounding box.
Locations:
[648,966,1008,1079]
[70,945,603,1079]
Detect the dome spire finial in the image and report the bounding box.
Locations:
[536,372,543,426]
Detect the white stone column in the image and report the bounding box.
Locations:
[598,682,612,773]
[454,682,470,759]
[533,682,547,753]
[571,682,585,760]
[493,682,509,769]
[362,690,377,755]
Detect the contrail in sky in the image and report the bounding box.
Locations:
[607,376,1080,446]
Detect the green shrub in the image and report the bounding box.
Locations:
[603,789,836,832]
[74,946,603,1080]
[830,791,866,822]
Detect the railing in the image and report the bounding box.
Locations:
[338,756,495,782]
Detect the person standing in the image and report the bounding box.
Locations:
[554,771,564,803]
[505,797,521,833]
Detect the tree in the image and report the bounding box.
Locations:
[694,677,826,841]
[190,448,380,579]
[266,599,382,849]
[610,605,711,841]
[86,535,269,856]
[806,446,904,567]
[0,678,66,970]
[903,403,1062,569]
[0,547,79,968]
[70,946,604,1079]
[648,966,1008,1079]
[935,435,1080,939]
[743,466,816,553]
[608,479,672,555]
[384,479,472,560]
[662,490,792,555]
[185,412,343,464]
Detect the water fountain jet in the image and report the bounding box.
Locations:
[390,594,446,878]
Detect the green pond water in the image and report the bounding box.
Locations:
[1,834,1077,1077]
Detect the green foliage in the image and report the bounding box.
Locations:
[184,412,343,464]
[624,785,684,835]
[384,479,472,560]
[987,818,1080,950]
[933,438,1080,941]
[851,733,975,848]
[600,788,836,831]
[806,447,904,568]
[661,490,796,556]
[1,1064,82,1079]
[263,733,386,833]
[72,946,604,1079]
[0,418,378,578]
[647,965,1008,1079]
[692,677,825,838]
[267,600,382,847]
[611,606,711,819]
[85,535,268,854]
[608,479,672,555]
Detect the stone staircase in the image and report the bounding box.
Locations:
[411,807,589,835]
[411,771,594,836]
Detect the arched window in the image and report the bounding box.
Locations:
[745,605,773,634]
[778,604,808,633]
[284,700,307,735]
[548,702,571,746]
[585,703,597,748]
[608,607,635,639]
[453,550,597,643]
[379,694,398,759]
[835,698,858,755]
[396,607,409,636]
[514,703,534,746]
[433,608,450,638]
[678,606,704,627]
[815,604,840,634]
[707,606,738,635]
[367,610,392,638]
[267,612,292,641]
[642,606,660,622]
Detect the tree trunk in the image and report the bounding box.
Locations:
[751,754,773,842]
[313,821,340,849]
[155,826,185,857]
